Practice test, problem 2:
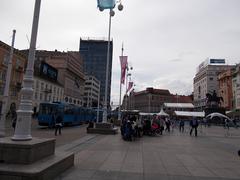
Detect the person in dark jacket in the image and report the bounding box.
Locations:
[11,110,17,130]
[190,118,199,136]
[55,114,63,136]
[179,119,185,133]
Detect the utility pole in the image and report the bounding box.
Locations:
[0,29,16,137]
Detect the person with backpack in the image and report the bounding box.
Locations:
[190,118,199,137]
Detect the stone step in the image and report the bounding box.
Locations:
[0,151,74,180]
[87,127,118,134]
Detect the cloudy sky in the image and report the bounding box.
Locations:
[1,0,240,106]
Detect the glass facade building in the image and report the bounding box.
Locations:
[79,38,113,108]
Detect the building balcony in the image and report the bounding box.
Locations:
[43,88,52,93]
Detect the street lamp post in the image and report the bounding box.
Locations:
[12,0,41,141]
[98,0,123,123]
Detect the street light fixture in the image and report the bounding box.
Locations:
[12,0,41,140]
[97,0,123,123]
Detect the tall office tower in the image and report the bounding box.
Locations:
[193,58,233,110]
[79,38,113,109]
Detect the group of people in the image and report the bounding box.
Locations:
[121,115,142,141]
[121,115,177,141]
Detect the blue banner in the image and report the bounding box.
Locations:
[97,0,116,9]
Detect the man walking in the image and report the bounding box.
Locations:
[55,114,63,136]
[179,119,185,133]
[190,118,199,137]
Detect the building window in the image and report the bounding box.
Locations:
[35,92,38,100]
[1,70,6,81]
[41,82,44,91]
[3,54,9,65]
[16,59,21,69]
[209,77,213,81]
[40,93,42,100]
[0,86,3,95]
[11,89,17,97]
[36,80,39,89]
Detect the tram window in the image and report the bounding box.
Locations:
[64,106,74,114]
[39,104,55,114]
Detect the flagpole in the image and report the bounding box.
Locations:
[125,67,128,110]
[0,29,16,137]
[118,43,124,121]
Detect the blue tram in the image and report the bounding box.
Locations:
[37,102,97,127]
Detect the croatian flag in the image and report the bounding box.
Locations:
[120,56,128,84]
[97,0,116,9]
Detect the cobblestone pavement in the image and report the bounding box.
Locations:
[52,126,240,180]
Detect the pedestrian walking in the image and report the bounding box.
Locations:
[11,110,17,131]
[159,117,165,135]
[55,114,63,136]
[179,119,185,133]
[190,118,199,137]
[224,118,230,130]
[165,118,171,132]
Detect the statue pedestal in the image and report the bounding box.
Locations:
[0,137,74,180]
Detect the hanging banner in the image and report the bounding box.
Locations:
[127,81,133,92]
[120,56,128,84]
[97,0,116,9]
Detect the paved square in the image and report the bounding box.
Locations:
[56,126,240,180]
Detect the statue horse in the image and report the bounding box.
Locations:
[206,93,224,106]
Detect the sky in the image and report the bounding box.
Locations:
[1,0,240,107]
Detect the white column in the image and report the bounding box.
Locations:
[12,0,41,141]
[0,29,16,137]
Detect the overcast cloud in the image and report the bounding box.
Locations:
[1,0,240,106]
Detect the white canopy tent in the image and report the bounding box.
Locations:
[164,103,194,109]
[174,111,205,117]
[157,108,169,116]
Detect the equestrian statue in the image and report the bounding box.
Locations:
[206,90,224,107]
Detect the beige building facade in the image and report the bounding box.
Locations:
[21,50,85,106]
[193,58,233,110]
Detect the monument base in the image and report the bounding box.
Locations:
[87,122,118,135]
[0,137,74,180]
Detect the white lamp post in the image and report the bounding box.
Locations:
[98,0,123,123]
[12,0,41,141]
